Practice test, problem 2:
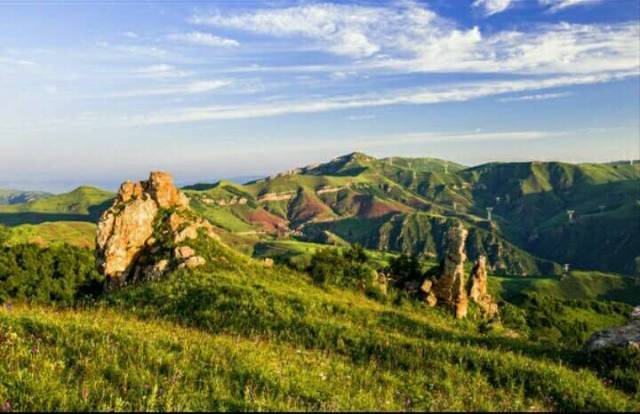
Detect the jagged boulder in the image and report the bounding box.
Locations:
[585,307,640,352]
[420,225,499,319]
[96,171,216,288]
[468,255,499,317]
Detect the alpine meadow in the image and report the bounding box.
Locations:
[1,0,639,412]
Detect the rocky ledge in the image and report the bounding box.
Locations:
[585,306,640,352]
[96,171,217,288]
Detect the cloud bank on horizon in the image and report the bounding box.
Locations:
[0,0,638,189]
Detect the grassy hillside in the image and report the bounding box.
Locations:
[6,222,96,248]
[0,186,114,226]
[491,271,640,304]
[1,236,638,411]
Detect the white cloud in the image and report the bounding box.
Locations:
[0,56,37,67]
[133,64,190,78]
[96,80,231,99]
[110,44,169,57]
[191,3,400,57]
[191,3,639,75]
[131,71,636,124]
[499,92,572,102]
[123,31,138,38]
[539,0,603,13]
[168,32,239,47]
[346,114,376,121]
[358,130,564,147]
[473,0,514,16]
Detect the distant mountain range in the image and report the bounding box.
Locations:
[0,189,51,205]
[1,153,638,276]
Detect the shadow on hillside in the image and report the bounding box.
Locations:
[0,212,94,226]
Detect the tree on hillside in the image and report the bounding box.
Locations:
[387,254,424,288]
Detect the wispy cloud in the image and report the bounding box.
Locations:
[499,92,572,102]
[346,114,376,121]
[539,0,604,13]
[0,56,37,67]
[167,32,239,47]
[473,0,514,16]
[357,130,564,148]
[191,2,639,75]
[132,64,190,79]
[131,71,636,124]
[96,80,231,99]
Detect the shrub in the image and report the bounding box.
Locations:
[0,243,103,305]
[308,244,375,288]
[387,254,424,288]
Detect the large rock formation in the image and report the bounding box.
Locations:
[468,256,499,318]
[420,224,498,319]
[96,171,216,288]
[585,307,640,352]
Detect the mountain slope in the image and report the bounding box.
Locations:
[184,154,638,275]
[2,236,637,411]
[0,189,51,205]
[0,186,114,226]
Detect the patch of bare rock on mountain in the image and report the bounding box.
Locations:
[585,306,640,352]
[421,223,498,319]
[96,171,217,288]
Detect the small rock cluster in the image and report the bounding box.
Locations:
[420,223,498,319]
[585,306,640,352]
[96,171,216,288]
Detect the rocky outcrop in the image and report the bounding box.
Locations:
[96,171,216,288]
[468,256,498,317]
[585,307,640,352]
[420,224,498,319]
[421,224,469,319]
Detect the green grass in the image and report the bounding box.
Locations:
[490,271,640,305]
[0,186,114,226]
[253,239,398,269]
[0,236,638,410]
[6,222,96,248]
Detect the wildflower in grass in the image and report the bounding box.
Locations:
[1,400,11,412]
[5,303,12,312]
[31,345,38,355]
[82,385,89,402]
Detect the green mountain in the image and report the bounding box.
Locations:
[183,153,639,276]
[0,186,114,226]
[0,189,51,205]
[2,154,637,276]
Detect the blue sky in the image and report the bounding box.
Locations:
[0,0,638,191]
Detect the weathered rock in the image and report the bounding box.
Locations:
[96,171,214,288]
[433,224,469,319]
[419,225,498,319]
[468,255,499,317]
[263,258,274,267]
[175,246,196,260]
[179,256,206,270]
[585,307,640,352]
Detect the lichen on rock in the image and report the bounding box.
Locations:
[96,171,217,288]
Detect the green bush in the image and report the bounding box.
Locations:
[387,254,423,288]
[0,243,103,305]
[308,244,375,288]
